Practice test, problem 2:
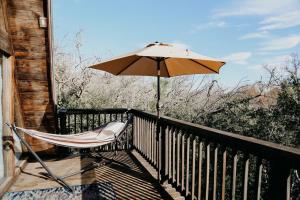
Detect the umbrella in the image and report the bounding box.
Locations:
[90,42,226,118]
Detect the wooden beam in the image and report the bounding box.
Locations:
[0,0,13,55]
[2,55,15,177]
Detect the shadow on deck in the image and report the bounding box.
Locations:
[7,150,176,200]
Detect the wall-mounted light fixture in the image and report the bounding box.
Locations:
[39,16,48,28]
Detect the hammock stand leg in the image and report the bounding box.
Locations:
[60,141,119,180]
[9,124,73,193]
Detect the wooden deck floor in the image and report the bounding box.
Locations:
[7,150,180,200]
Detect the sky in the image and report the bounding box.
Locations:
[53,0,300,87]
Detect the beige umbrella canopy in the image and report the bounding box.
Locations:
[90,42,226,117]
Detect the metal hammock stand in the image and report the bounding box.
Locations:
[6,114,133,193]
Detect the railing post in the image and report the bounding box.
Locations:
[160,120,166,183]
[157,117,160,181]
[268,160,290,200]
[58,108,67,135]
[57,108,68,156]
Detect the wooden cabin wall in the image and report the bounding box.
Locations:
[0,0,12,55]
[7,0,56,153]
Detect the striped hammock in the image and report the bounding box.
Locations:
[16,122,126,148]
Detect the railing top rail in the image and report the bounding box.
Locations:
[131,109,300,167]
[58,108,129,115]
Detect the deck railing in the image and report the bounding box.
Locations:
[58,108,300,200]
[57,108,132,153]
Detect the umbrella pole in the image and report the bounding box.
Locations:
[156,59,161,181]
[157,59,160,118]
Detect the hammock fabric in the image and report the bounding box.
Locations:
[16,122,126,148]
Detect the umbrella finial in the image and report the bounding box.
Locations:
[185,48,190,55]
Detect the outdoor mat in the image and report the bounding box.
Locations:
[1,182,117,200]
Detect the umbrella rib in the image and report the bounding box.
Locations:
[190,59,219,74]
[116,57,142,75]
[144,57,170,77]
[164,60,171,77]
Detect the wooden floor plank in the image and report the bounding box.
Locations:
[7,150,177,199]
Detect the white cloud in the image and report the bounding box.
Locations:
[247,55,292,72]
[214,0,299,17]
[190,20,227,34]
[223,52,252,65]
[239,31,269,40]
[195,21,227,30]
[259,11,300,30]
[214,0,300,32]
[260,35,300,51]
[269,55,292,64]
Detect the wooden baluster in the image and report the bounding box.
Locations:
[242,154,249,200]
[155,120,157,167]
[176,132,181,187]
[86,114,89,131]
[213,145,219,200]
[80,113,83,132]
[144,119,147,157]
[165,125,169,175]
[149,120,152,162]
[198,140,203,200]
[231,150,238,200]
[126,122,129,149]
[141,118,144,153]
[149,119,151,159]
[286,170,291,200]
[159,119,163,180]
[205,143,210,200]
[191,137,196,199]
[172,128,176,183]
[154,120,156,164]
[143,118,146,155]
[254,157,262,200]
[213,144,219,200]
[140,118,142,152]
[135,117,137,149]
[151,119,153,160]
[147,119,150,159]
[221,147,227,200]
[74,114,77,133]
[152,120,154,163]
[144,118,146,155]
[154,119,156,166]
[133,117,135,147]
[135,117,137,148]
[104,114,107,123]
[98,113,100,126]
[145,119,147,156]
[137,117,141,150]
[140,118,143,153]
[67,114,70,134]
[137,117,139,149]
[138,117,140,150]
[181,133,185,192]
[92,114,95,130]
[137,117,139,150]
[185,135,190,197]
[144,120,147,156]
[168,127,172,180]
